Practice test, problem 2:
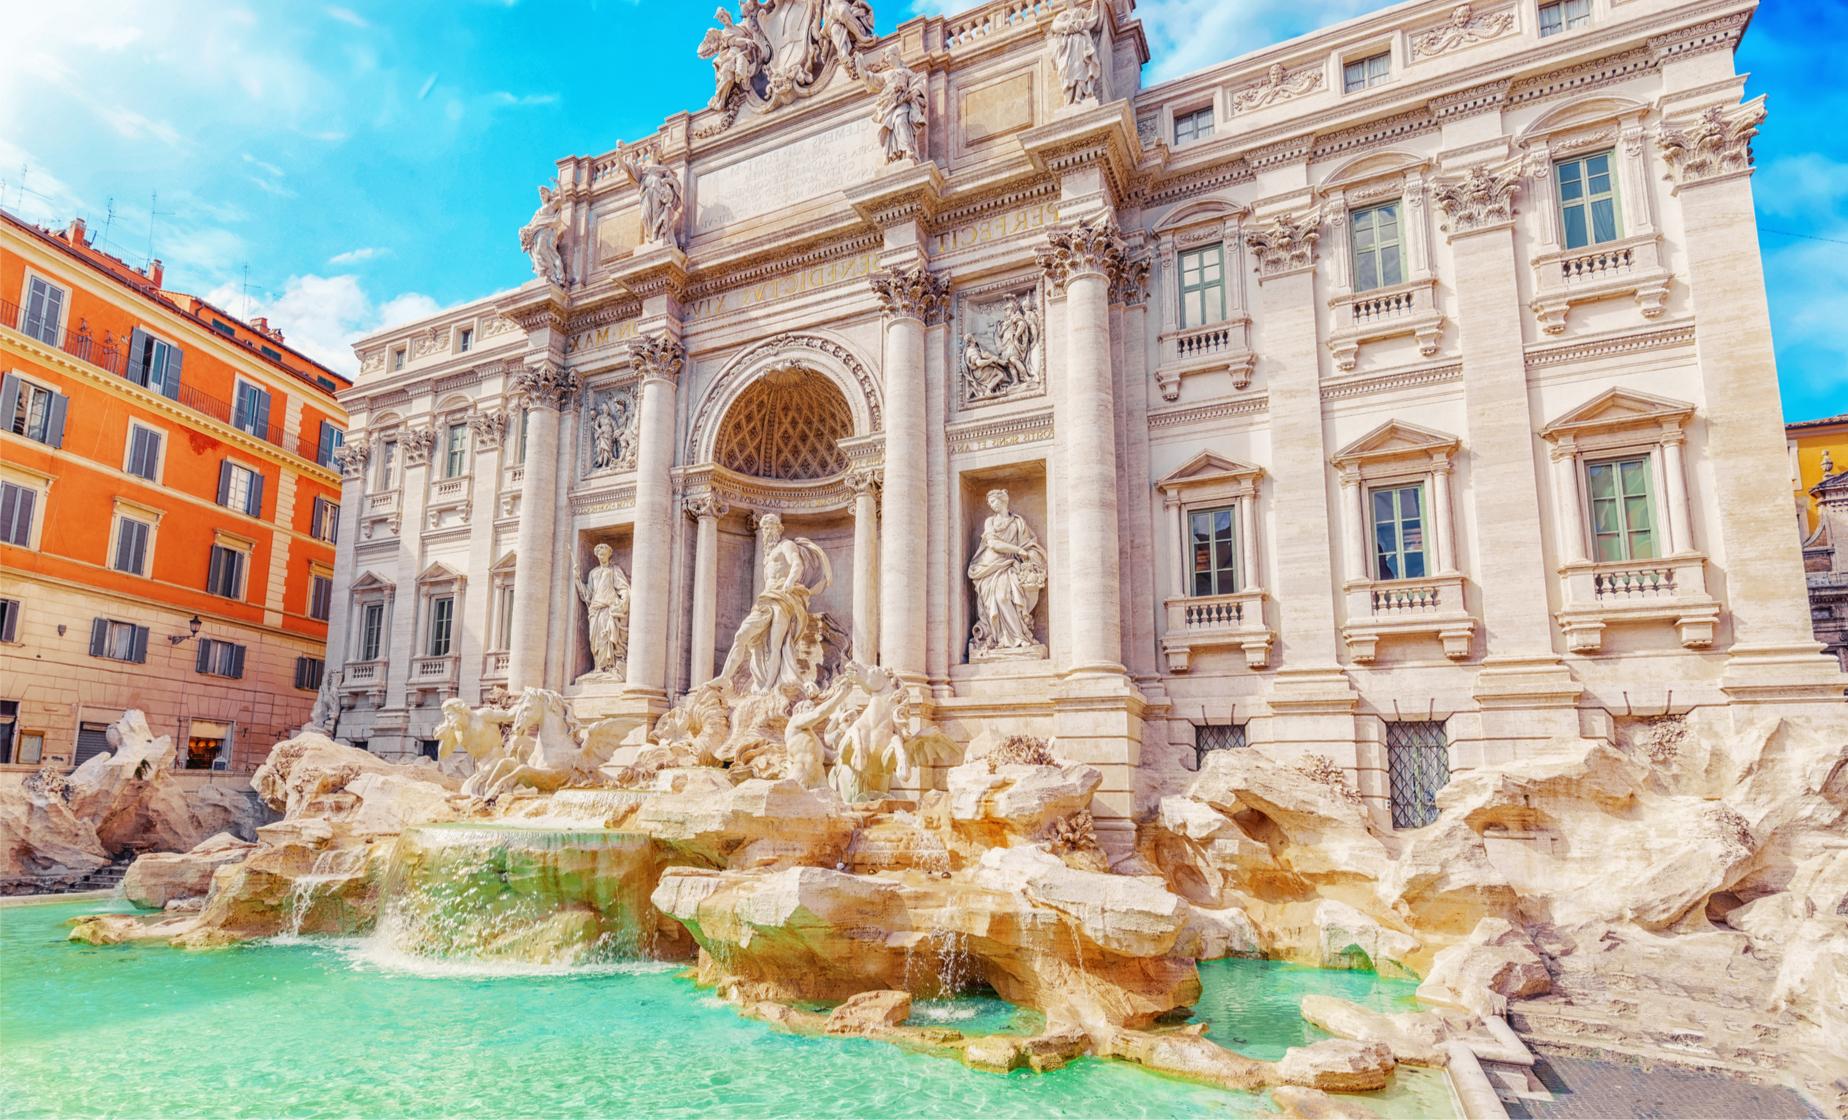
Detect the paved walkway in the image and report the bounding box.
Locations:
[1503,1052,1824,1120]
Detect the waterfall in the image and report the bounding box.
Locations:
[370,824,670,966]
[283,846,367,938]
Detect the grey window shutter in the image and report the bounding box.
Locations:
[130,625,149,664]
[217,461,232,506]
[127,328,150,386]
[0,375,18,431]
[0,602,16,643]
[207,547,225,594]
[247,471,265,516]
[45,392,67,449]
[230,644,246,679]
[89,618,108,657]
[164,345,183,399]
[317,421,333,465]
[254,388,272,440]
[196,641,211,673]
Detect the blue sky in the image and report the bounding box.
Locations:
[1,0,1839,420]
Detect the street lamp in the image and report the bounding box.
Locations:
[169,615,203,645]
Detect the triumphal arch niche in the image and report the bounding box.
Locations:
[338,0,1842,847]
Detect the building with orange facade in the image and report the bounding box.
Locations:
[0,209,349,778]
[1788,412,1848,539]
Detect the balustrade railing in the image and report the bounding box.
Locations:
[1173,323,1233,363]
[1371,580,1444,614]
[1559,244,1635,284]
[411,655,458,683]
[1594,565,1676,600]
[345,660,383,685]
[944,0,1055,48]
[1351,288,1416,324]
[1179,594,1246,630]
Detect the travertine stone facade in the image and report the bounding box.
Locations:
[331,0,1842,837]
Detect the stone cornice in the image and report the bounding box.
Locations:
[1147,393,1268,431]
[844,162,949,229]
[1019,102,1143,207]
[1523,323,1697,371]
[495,283,571,334]
[1321,362,1463,402]
[945,409,1054,454]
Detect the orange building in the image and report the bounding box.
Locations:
[0,210,349,777]
[1788,413,1848,539]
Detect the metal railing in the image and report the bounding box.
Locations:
[3,298,292,450]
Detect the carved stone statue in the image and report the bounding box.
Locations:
[716,513,834,695]
[968,489,1048,658]
[866,46,926,163]
[574,543,632,677]
[519,180,569,287]
[699,0,874,119]
[306,668,342,734]
[433,698,512,779]
[615,144,684,249]
[825,0,877,78]
[1048,0,1104,106]
[697,6,771,111]
[461,688,592,800]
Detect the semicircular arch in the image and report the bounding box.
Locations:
[687,331,882,466]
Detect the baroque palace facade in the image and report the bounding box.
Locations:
[1,212,349,776]
[327,0,1841,838]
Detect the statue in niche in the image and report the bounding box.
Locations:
[968,489,1048,658]
[825,0,877,78]
[519,180,569,287]
[1048,0,1104,106]
[961,292,1042,402]
[575,543,632,678]
[587,391,638,475]
[615,144,684,249]
[697,6,772,111]
[865,46,926,163]
[716,513,834,696]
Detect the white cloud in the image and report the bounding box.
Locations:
[1755,154,1848,220]
[489,91,559,108]
[205,274,441,376]
[325,5,370,28]
[242,153,287,179]
[328,246,390,265]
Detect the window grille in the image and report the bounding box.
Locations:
[1194,722,1247,770]
[1386,721,1449,829]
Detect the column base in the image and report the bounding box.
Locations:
[1051,673,1145,860]
[1721,643,1848,704]
[1450,656,1586,764]
[565,678,669,728]
[1253,666,1361,763]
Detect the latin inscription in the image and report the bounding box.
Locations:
[933,199,1061,254]
[566,318,640,356]
[693,118,884,234]
[688,251,880,320]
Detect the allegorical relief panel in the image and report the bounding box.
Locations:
[958,284,1045,407]
[582,384,641,478]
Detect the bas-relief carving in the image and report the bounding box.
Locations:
[519,179,570,287]
[584,386,641,476]
[1047,0,1104,107]
[697,0,875,119]
[1411,4,1515,58]
[960,286,1044,404]
[1231,62,1323,114]
[968,489,1048,661]
[575,543,632,680]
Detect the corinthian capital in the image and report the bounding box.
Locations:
[625,333,686,384]
[684,493,730,521]
[845,467,883,498]
[513,361,582,410]
[468,409,509,450]
[332,436,371,479]
[1036,217,1126,293]
[1111,255,1152,307]
[1431,164,1522,235]
[1657,99,1765,187]
[868,264,949,323]
[1244,212,1321,275]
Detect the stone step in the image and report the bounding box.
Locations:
[1509,999,1784,1076]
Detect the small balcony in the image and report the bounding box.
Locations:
[1530,233,1671,335]
[360,490,402,541]
[1325,278,1444,373]
[410,655,458,686]
[1161,589,1273,671]
[1557,553,1719,653]
[1154,316,1255,402]
[1341,573,1475,663]
[426,474,472,532]
[482,650,510,681]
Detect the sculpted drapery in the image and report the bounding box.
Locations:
[717,514,834,695]
[968,489,1047,655]
[575,543,631,676]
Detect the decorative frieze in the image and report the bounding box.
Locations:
[1657,100,1765,188]
[1431,164,1522,234]
[1244,212,1320,276]
[1411,4,1515,59]
[1231,62,1323,114]
[868,265,950,323]
[1036,217,1126,292]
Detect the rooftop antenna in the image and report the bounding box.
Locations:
[145,190,173,271]
[100,197,117,248]
[241,262,251,318]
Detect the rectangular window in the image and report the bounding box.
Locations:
[310,574,333,621]
[1371,484,1428,581]
[0,700,15,763]
[1174,106,1214,145]
[261,346,283,362]
[22,276,67,345]
[316,422,345,468]
[1350,203,1404,292]
[0,597,19,643]
[1538,0,1591,37]
[206,544,248,599]
[311,497,339,543]
[359,602,385,661]
[443,423,469,479]
[1193,722,1247,770]
[88,618,149,663]
[126,424,164,481]
[1587,456,1657,563]
[377,440,398,490]
[111,515,152,576]
[493,585,515,650]
[517,410,530,463]
[231,381,272,439]
[4,375,67,447]
[1343,52,1391,93]
[1556,152,1620,250]
[428,596,454,657]
[0,482,37,547]
[458,328,474,353]
[195,638,247,679]
[1386,721,1450,830]
[1188,506,1239,597]
[211,319,236,337]
[392,347,407,371]
[218,461,264,517]
[16,730,45,766]
[129,330,183,398]
[294,656,325,691]
[1177,244,1226,329]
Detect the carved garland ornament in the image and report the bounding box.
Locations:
[513,361,582,410]
[1431,164,1522,233]
[868,265,950,323]
[1244,212,1321,275]
[1657,101,1765,186]
[1036,217,1128,293]
[1411,4,1515,58]
[1231,62,1324,114]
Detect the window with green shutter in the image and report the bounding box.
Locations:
[1556,152,1620,250]
[1350,203,1404,292]
[1177,244,1226,328]
[1586,456,1657,563]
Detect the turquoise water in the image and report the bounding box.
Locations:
[1194,958,1425,1060]
[1,901,1453,1119]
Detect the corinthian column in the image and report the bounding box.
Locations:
[869,264,946,681]
[1038,217,1127,676]
[507,361,579,691]
[684,493,728,686]
[623,333,685,699]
